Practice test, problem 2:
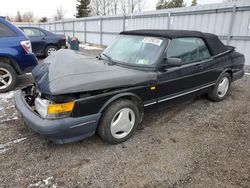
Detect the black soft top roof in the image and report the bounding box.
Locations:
[120,29,228,56]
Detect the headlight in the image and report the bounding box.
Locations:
[35,97,75,119]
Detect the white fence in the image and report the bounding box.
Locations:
[16,1,250,65]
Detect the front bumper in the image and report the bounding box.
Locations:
[15,90,101,144]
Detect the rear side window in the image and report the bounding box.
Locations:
[0,23,16,37]
[167,37,211,64]
[22,28,45,37]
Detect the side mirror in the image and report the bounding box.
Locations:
[166,57,183,67]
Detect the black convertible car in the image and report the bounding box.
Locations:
[15,30,245,144]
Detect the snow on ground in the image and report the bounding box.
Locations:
[28,177,57,188]
[0,91,15,102]
[0,137,27,154]
[0,91,18,124]
[79,43,104,50]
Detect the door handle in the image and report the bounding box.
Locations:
[196,64,203,69]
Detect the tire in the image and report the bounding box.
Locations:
[0,62,17,93]
[45,45,58,57]
[208,72,231,102]
[98,99,140,144]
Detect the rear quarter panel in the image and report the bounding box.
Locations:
[0,20,37,73]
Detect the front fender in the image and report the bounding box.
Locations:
[99,92,143,113]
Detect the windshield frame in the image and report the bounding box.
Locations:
[102,34,169,69]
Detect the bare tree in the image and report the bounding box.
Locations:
[111,0,119,15]
[120,0,127,14]
[6,15,15,22]
[54,7,65,21]
[224,0,239,2]
[100,0,109,15]
[22,11,34,22]
[40,17,48,23]
[90,0,145,16]
[91,0,108,16]
[90,0,101,16]
[15,11,22,22]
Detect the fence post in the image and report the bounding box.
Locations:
[54,22,57,33]
[227,5,236,45]
[123,14,126,31]
[100,16,103,45]
[62,19,65,35]
[167,12,171,29]
[73,20,75,37]
[49,22,51,32]
[84,20,87,43]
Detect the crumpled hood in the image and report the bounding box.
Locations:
[32,49,155,95]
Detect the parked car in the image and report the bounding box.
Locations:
[15,30,245,144]
[0,16,37,92]
[19,26,67,57]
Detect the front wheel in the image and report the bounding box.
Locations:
[45,45,58,57]
[98,99,140,144]
[208,72,231,102]
[0,62,17,93]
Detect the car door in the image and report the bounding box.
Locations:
[156,37,213,102]
[22,28,47,55]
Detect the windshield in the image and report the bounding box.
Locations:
[102,35,168,66]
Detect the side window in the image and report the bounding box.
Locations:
[0,23,16,37]
[23,28,45,37]
[197,38,211,60]
[167,37,211,64]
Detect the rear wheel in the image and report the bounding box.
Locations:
[45,45,58,57]
[98,99,140,144]
[208,72,231,102]
[0,62,17,93]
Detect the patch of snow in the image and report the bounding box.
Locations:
[43,177,53,185]
[0,91,15,101]
[13,137,27,144]
[0,90,17,123]
[0,114,18,124]
[0,137,27,154]
[80,44,103,50]
[28,177,57,188]
[0,148,10,154]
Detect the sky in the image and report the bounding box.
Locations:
[0,0,224,20]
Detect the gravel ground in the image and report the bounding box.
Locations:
[0,49,249,188]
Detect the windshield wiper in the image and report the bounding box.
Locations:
[101,53,116,65]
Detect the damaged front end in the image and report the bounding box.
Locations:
[15,85,101,144]
[22,85,76,120]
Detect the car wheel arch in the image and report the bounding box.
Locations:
[217,68,232,83]
[44,44,59,54]
[99,92,144,122]
[0,55,20,74]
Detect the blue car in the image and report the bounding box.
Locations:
[0,16,37,92]
[19,27,67,57]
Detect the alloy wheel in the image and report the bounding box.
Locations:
[0,68,12,90]
[47,47,57,56]
[110,108,136,139]
[217,77,229,98]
